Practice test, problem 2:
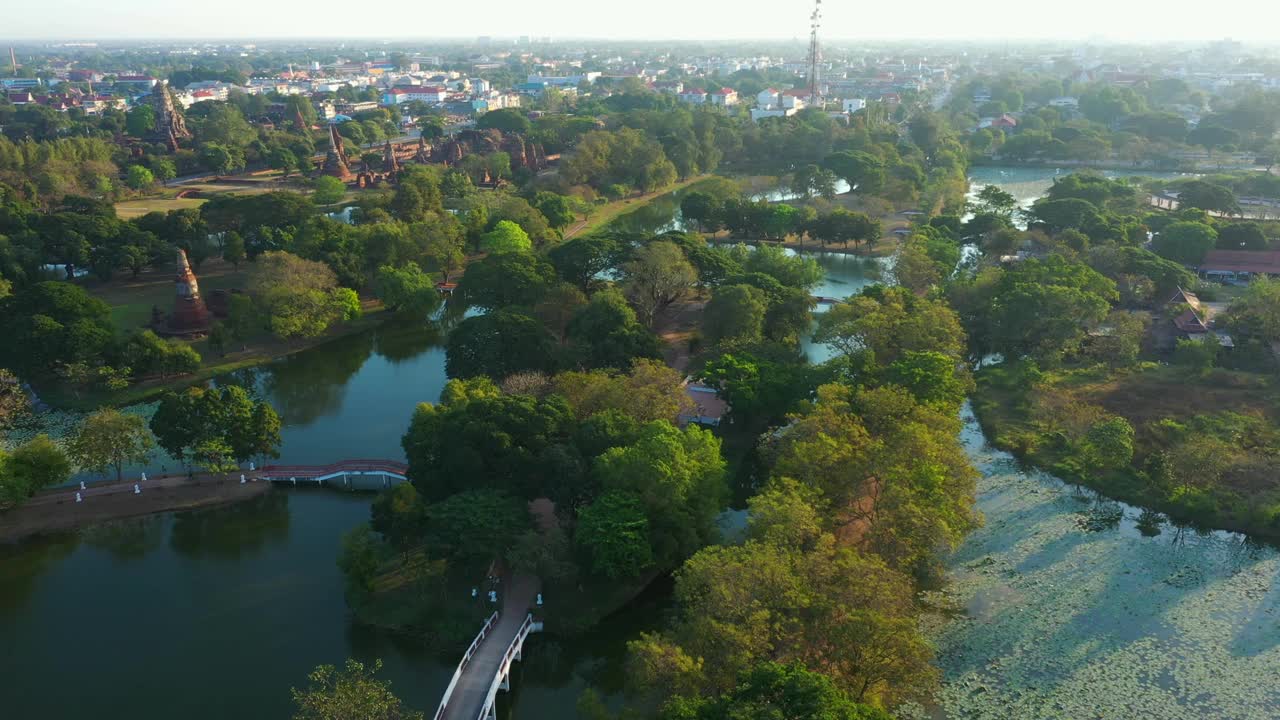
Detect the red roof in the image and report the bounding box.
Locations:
[1200,250,1280,275]
[711,87,735,95]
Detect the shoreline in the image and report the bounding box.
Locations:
[0,473,272,543]
[968,386,1280,546]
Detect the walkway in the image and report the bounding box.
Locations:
[437,574,540,720]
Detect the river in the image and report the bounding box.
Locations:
[4,168,1273,719]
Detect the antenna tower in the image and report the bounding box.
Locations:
[806,0,822,107]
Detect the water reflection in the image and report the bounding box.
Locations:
[170,491,291,560]
[0,534,79,615]
[264,331,376,425]
[374,321,443,364]
[82,515,166,561]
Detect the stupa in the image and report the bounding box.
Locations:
[162,248,211,336]
[320,123,353,181]
[146,83,191,152]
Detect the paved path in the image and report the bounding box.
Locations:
[441,574,540,720]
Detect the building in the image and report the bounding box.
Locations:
[709,87,738,106]
[678,88,708,105]
[1198,250,1280,282]
[1164,286,1232,348]
[114,75,157,89]
[679,381,728,427]
[842,98,866,113]
[0,78,40,90]
[381,86,447,105]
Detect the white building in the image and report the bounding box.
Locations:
[843,98,866,113]
[709,87,738,106]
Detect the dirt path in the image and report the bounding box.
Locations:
[0,472,270,542]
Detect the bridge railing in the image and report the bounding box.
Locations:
[259,459,409,479]
[433,610,500,720]
[474,613,536,720]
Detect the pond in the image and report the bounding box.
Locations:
[918,407,1280,719]
[966,166,1198,227]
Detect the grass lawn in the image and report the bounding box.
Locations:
[563,175,710,240]
[113,196,206,219]
[87,258,249,332]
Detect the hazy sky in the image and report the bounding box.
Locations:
[6,0,1280,44]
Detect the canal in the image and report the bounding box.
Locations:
[4,168,1272,719]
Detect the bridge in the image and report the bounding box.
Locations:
[435,574,541,720]
[255,459,408,490]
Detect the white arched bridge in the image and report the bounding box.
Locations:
[435,574,542,720]
[255,459,409,490]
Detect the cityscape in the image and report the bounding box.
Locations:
[3,4,1280,719]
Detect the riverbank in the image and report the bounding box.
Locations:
[0,472,271,543]
[44,302,393,411]
[969,361,1280,543]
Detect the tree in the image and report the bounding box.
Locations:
[71,409,155,482]
[456,251,555,310]
[1174,337,1217,376]
[152,158,177,185]
[816,286,967,365]
[248,252,352,340]
[420,233,465,283]
[704,284,768,345]
[481,219,532,254]
[553,360,692,424]
[1153,221,1217,265]
[445,310,558,379]
[1177,181,1240,216]
[125,165,155,190]
[0,281,115,377]
[374,263,441,315]
[336,525,384,598]
[624,241,698,327]
[534,192,576,230]
[1089,310,1149,367]
[1223,279,1280,342]
[549,235,619,291]
[1083,416,1135,474]
[660,662,893,720]
[970,185,1018,217]
[426,488,530,564]
[576,490,653,579]
[291,658,422,720]
[125,104,156,137]
[965,256,1118,363]
[370,483,427,559]
[233,399,283,465]
[567,289,662,369]
[1217,223,1267,251]
[0,368,29,431]
[199,143,245,174]
[821,151,884,194]
[595,421,726,566]
[222,231,246,269]
[0,435,71,506]
[883,351,971,407]
[312,176,347,205]
[476,108,531,135]
[402,382,574,501]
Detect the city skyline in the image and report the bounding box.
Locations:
[4,0,1280,45]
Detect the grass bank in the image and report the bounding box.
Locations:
[563,175,711,239]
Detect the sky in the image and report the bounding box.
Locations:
[5,0,1280,44]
